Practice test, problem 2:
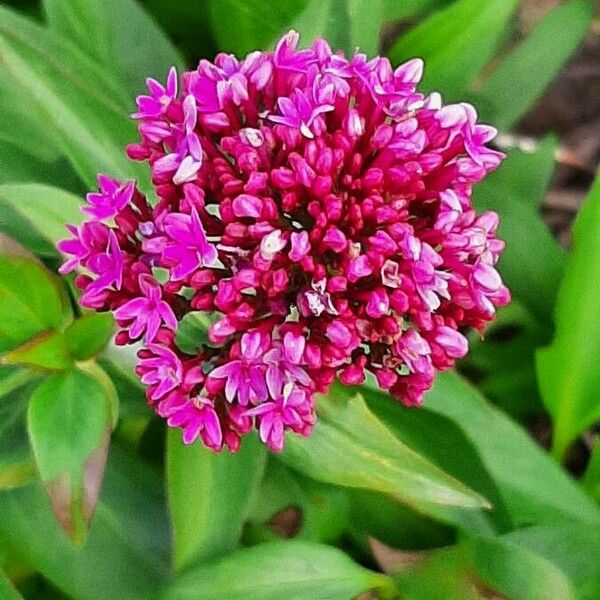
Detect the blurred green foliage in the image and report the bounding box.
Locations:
[0,0,598,599]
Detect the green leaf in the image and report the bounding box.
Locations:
[161,540,394,600]
[0,568,23,600]
[247,459,349,544]
[27,369,112,544]
[64,313,115,361]
[472,136,565,324]
[458,302,546,418]
[347,0,384,55]
[388,0,518,99]
[209,0,384,57]
[280,389,490,516]
[468,536,575,600]
[392,545,482,600]
[291,0,383,55]
[348,489,454,554]
[175,312,212,355]
[537,175,600,459]
[420,371,600,525]
[0,73,62,162]
[383,0,448,21]
[361,385,510,534]
[0,446,169,600]
[502,523,600,599]
[77,360,120,428]
[582,441,600,502]
[167,429,267,571]
[0,6,147,190]
[143,0,217,66]
[0,184,83,254]
[474,0,593,130]
[0,368,39,490]
[43,0,185,98]
[0,255,66,354]
[1,331,73,371]
[209,0,307,56]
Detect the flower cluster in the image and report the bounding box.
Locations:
[58,31,509,452]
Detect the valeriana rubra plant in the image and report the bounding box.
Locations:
[58,31,509,453]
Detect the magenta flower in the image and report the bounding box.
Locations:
[209,331,269,405]
[162,207,218,280]
[80,230,123,307]
[137,344,183,400]
[269,88,334,139]
[159,393,223,449]
[246,387,315,452]
[114,274,178,342]
[83,174,135,220]
[132,66,178,119]
[263,332,312,399]
[58,31,509,452]
[57,221,108,274]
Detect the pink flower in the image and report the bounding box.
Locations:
[153,95,203,185]
[80,230,123,306]
[57,221,108,274]
[162,207,218,280]
[395,329,434,378]
[137,344,183,400]
[83,174,135,220]
[114,274,178,342]
[269,88,334,139]
[209,331,269,405]
[246,388,315,452]
[132,67,178,119]
[263,332,312,399]
[59,30,509,452]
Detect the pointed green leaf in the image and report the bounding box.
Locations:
[27,369,112,544]
[167,429,267,571]
[280,389,490,515]
[0,255,66,354]
[43,0,185,98]
[388,0,518,99]
[161,540,394,600]
[537,175,600,459]
[361,385,510,534]
[475,0,593,130]
[420,371,600,525]
[0,184,83,253]
[77,360,120,428]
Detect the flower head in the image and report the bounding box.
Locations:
[58,32,509,452]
